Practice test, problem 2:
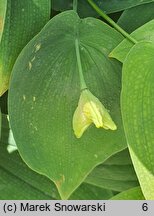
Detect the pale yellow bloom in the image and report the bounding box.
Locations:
[73,89,117,138]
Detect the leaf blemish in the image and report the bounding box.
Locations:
[94,154,98,158]
[23,95,26,100]
[31,56,35,62]
[35,43,41,52]
[34,126,38,131]
[55,174,65,188]
[28,62,32,70]
[33,96,36,102]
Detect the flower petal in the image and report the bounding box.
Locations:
[83,101,103,128]
[73,104,92,138]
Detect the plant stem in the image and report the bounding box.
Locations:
[87,0,138,44]
[75,38,87,90]
[73,0,78,12]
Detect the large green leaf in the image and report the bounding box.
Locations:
[121,41,154,199]
[0,0,51,96]
[85,149,139,191]
[110,20,154,62]
[111,187,145,200]
[0,114,113,200]
[0,110,1,138]
[53,0,154,17]
[118,2,154,33]
[9,10,126,199]
[0,0,7,43]
[0,115,58,199]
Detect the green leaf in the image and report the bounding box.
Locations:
[111,187,145,200]
[0,0,51,96]
[0,114,113,200]
[70,183,113,200]
[85,149,139,192]
[0,0,7,43]
[0,110,1,138]
[103,148,133,165]
[121,41,154,199]
[91,0,154,13]
[118,2,154,33]
[53,0,98,18]
[9,10,126,199]
[0,116,58,199]
[0,143,58,199]
[53,0,154,17]
[110,20,154,62]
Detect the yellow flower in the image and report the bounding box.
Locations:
[73,89,117,138]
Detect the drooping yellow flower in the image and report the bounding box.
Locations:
[73,89,117,138]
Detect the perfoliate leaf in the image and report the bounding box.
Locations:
[9,10,126,199]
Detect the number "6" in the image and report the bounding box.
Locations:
[142,203,148,211]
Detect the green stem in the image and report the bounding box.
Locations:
[73,0,78,12]
[87,0,138,44]
[75,38,87,90]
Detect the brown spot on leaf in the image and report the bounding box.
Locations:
[55,174,65,188]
